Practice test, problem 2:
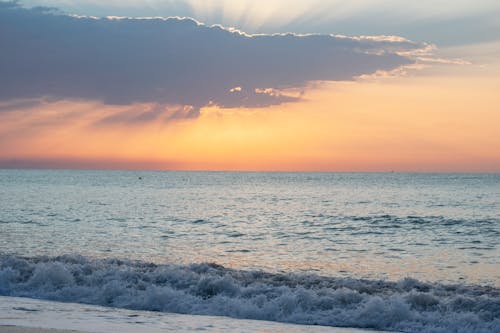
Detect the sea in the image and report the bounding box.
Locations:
[0,170,499,332]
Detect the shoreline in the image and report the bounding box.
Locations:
[0,327,84,333]
[0,296,390,333]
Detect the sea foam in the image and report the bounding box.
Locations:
[0,255,498,333]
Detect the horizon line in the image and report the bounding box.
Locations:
[1,166,499,174]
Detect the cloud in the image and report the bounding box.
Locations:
[0,2,426,116]
[0,98,49,112]
[13,0,500,47]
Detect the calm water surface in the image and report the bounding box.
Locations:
[1,170,499,285]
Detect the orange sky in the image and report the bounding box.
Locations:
[1,45,499,172]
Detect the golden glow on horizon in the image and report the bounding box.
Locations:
[1,57,499,172]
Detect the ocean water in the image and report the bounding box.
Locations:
[1,170,499,332]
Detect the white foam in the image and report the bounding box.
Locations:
[1,255,499,333]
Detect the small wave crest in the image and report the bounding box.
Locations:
[0,254,498,332]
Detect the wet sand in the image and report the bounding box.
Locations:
[0,328,84,333]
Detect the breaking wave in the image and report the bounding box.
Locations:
[0,254,498,333]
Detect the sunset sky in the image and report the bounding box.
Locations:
[1,0,499,171]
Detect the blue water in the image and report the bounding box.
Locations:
[1,170,499,332]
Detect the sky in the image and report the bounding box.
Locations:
[0,0,499,171]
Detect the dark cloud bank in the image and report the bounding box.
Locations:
[0,1,424,115]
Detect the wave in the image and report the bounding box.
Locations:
[0,255,498,333]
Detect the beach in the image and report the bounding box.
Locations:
[0,296,387,333]
[0,328,83,333]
